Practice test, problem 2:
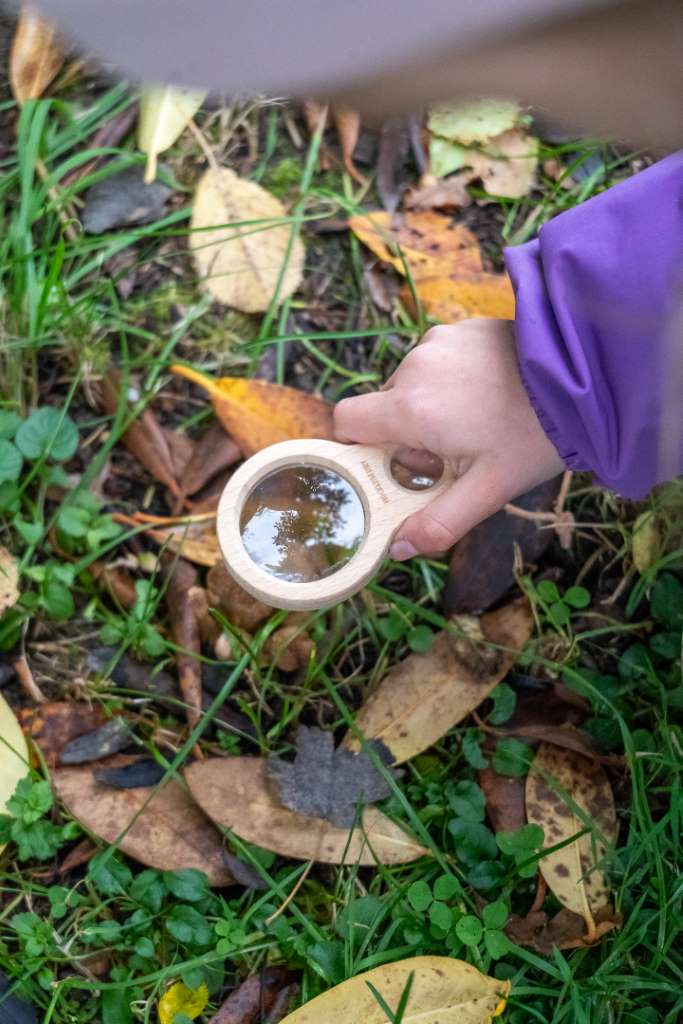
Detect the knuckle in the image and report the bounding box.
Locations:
[415,511,459,553]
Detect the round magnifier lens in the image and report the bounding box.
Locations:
[239,466,365,583]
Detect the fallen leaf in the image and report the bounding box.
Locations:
[445,477,563,614]
[9,6,64,105]
[344,597,532,764]
[376,117,410,213]
[187,584,221,648]
[100,368,181,498]
[525,743,618,938]
[206,968,295,1024]
[0,970,37,1024]
[267,726,395,828]
[17,701,106,769]
[81,165,172,234]
[0,692,29,854]
[180,420,241,497]
[332,106,366,185]
[0,546,20,616]
[262,624,313,672]
[406,174,472,211]
[479,765,526,834]
[185,757,428,866]
[158,981,209,1024]
[113,512,221,567]
[632,510,662,574]
[90,562,137,610]
[428,98,522,148]
[172,364,334,457]
[486,721,618,765]
[348,210,482,281]
[277,956,509,1024]
[52,756,234,884]
[94,758,166,789]
[505,904,621,954]
[162,426,195,480]
[138,84,206,183]
[400,272,515,323]
[59,719,131,765]
[302,99,331,171]
[165,558,203,728]
[190,167,305,313]
[206,560,273,631]
[429,130,538,200]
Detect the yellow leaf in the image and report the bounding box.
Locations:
[344,598,532,764]
[138,84,206,183]
[158,981,209,1024]
[9,6,64,105]
[526,742,618,939]
[632,511,661,574]
[278,956,509,1024]
[428,98,522,147]
[0,692,29,854]
[171,365,333,457]
[0,546,19,616]
[185,757,428,865]
[401,273,515,323]
[349,210,482,281]
[190,167,305,312]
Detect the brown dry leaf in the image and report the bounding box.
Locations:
[332,106,366,185]
[206,560,273,631]
[187,585,221,647]
[278,957,509,1024]
[115,512,221,567]
[0,546,20,616]
[506,904,622,954]
[162,427,195,480]
[100,369,181,498]
[172,364,334,457]
[401,272,515,323]
[90,562,137,610]
[165,559,202,728]
[526,742,618,938]
[479,764,526,834]
[406,174,472,211]
[18,701,106,769]
[489,721,619,765]
[463,128,538,199]
[190,167,305,313]
[9,6,64,104]
[262,624,313,672]
[302,99,331,171]
[206,967,295,1024]
[53,756,233,884]
[185,757,428,866]
[180,420,241,497]
[344,597,532,764]
[348,210,482,281]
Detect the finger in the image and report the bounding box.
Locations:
[389,462,505,560]
[334,390,399,444]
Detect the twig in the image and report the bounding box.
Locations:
[13,653,47,703]
[265,861,312,925]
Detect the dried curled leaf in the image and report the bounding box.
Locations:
[171,364,333,457]
[190,167,305,312]
[206,968,295,1024]
[0,692,29,853]
[344,598,533,764]
[349,210,482,280]
[278,956,509,1024]
[165,557,203,728]
[185,757,428,865]
[332,106,366,185]
[525,742,618,937]
[0,546,20,616]
[401,273,515,323]
[9,6,64,104]
[138,84,206,183]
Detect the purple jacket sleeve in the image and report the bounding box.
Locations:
[504,152,683,499]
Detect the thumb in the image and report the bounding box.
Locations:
[389,462,505,560]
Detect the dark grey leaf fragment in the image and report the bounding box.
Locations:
[0,972,37,1024]
[94,757,166,789]
[59,719,132,764]
[82,165,172,234]
[266,726,396,828]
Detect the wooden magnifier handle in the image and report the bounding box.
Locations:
[217,439,454,611]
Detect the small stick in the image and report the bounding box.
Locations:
[13,653,47,703]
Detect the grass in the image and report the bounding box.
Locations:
[0,70,681,1024]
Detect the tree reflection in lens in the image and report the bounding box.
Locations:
[239,466,365,582]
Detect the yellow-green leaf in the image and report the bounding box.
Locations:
[138,84,206,183]
[278,956,509,1023]
[158,981,208,1024]
[632,511,661,574]
[0,692,29,853]
[428,98,522,146]
[525,742,618,939]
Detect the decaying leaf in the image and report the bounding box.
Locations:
[430,129,538,199]
[190,167,305,313]
[185,757,428,866]
[278,956,509,1024]
[172,364,334,457]
[206,560,273,631]
[479,764,526,834]
[90,562,137,610]
[377,117,410,213]
[406,174,472,211]
[332,106,366,185]
[400,272,515,323]
[180,420,241,497]
[267,726,395,828]
[262,624,313,672]
[81,165,172,234]
[0,692,29,854]
[206,967,295,1024]
[526,743,618,938]
[632,510,662,574]
[114,512,221,567]
[0,970,37,1024]
[505,904,622,954]
[95,758,166,790]
[0,546,20,616]
[138,84,206,183]
[158,981,209,1024]
[53,756,234,884]
[17,701,106,769]
[59,719,131,765]
[349,210,482,281]
[428,98,522,148]
[165,558,203,727]
[344,598,532,764]
[9,6,64,105]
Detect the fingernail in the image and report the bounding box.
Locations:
[390,540,417,561]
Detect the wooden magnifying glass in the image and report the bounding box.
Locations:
[217,439,453,611]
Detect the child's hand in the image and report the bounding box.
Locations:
[334,319,564,560]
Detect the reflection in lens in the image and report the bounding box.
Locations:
[239,466,365,583]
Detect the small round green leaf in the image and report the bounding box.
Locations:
[455,915,483,946]
[15,407,79,462]
[406,879,432,913]
[563,585,591,609]
[482,899,508,930]
[0,440,23,483]
[484,928,510,959]
[429,901,453,931]
[432,873,460,902]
